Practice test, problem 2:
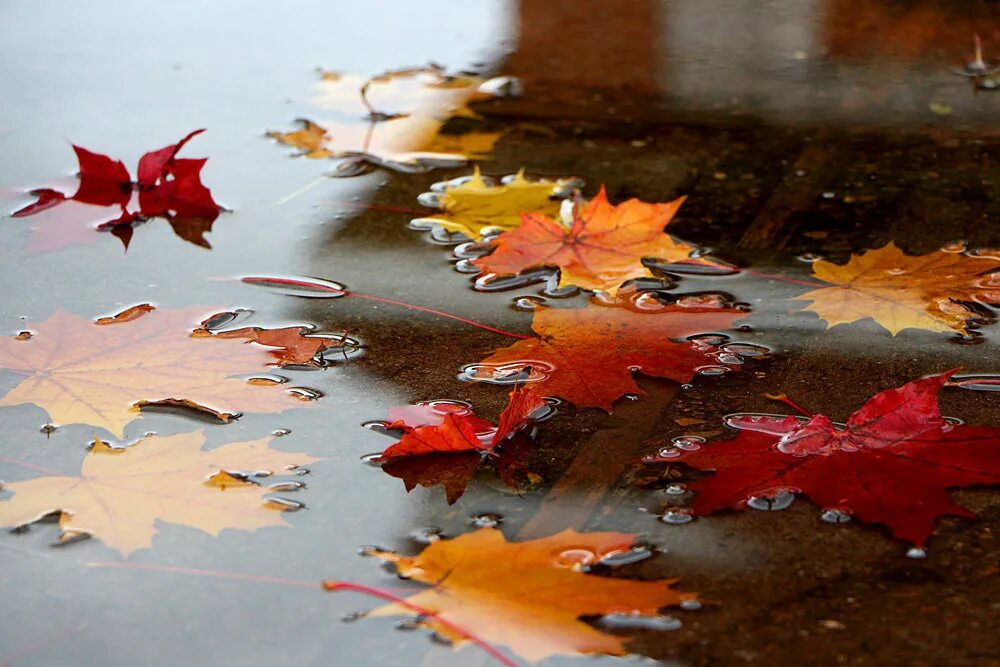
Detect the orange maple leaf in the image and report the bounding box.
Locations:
[477,301,744,412]
[0,430,317,556]
[795,242,1000,335]
[335,528,694,662]
[473,187,707,294]
[0,307,326,437]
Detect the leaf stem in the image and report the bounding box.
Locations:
[323,580,518,667]
[764,392,813,417]
[82,562,516,667]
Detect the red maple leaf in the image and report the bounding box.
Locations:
[11,130,220,251]
[377,387,545,503]
[647,371,1000,546]
[479,299,746,412]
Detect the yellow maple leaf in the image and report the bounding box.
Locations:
[415,167,580,241]
[0,430,317,556]
[346,528,694,662]
[795,242,1000,335]
[0,308,315,438]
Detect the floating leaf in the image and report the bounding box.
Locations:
[795,242,1000,335]
[474,187,714,294]
[646,371,1000,546]
[0,430,317,555]
[0,307,324,437]
[338,528,695,662]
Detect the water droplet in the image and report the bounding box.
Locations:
[416,192,442,208]
[696,365,730,376]
[797,253,823,263]
[246,374,288,386]
[676,294,731,309]
[268,481,305,492]
[597,612,682,631]
[341,611,366,623]
[687,333,730,347]
[950,331,984,346]
[410,527,444,544]
[241,275,347,299]
[360,453,385,467]
[358,545,388,557]
[821,191,836,199]
[680,599,702,611]
[454,259,480,274]
[15,330,32,340]
[554,547,596,570]
[395,618,423,632]
[941,239,968,253]
[200,309,254,331]
[265,497,305,511]
[539,282,579,299]
[40,423,58,436]
[906,547,927,559]
[885,267,907,276]
[513,295,546,312]
[287,387,323,401]
[470,513,503,528]
[672,436,705,451]
[660,510,694,525]
[719,342,771,359]
[821,509,852,524]
[272,428,291,437]
[474,268,555,292]
[458,362,553,385]
[664,483,687,496]
[452,241,491,260]
[429,225,467,245]
[746,489,796,511]
[656,447,681,459]
[949,374,1000,392]
[794,169,808,177]
[598,545,654,567]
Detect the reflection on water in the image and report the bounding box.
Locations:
[0,0,998,665]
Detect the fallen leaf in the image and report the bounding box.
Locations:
[795,242,1000,335]
[479,300,744,412]
[473,187,713,294]
[0,307,322,437]
[379,386,544,459]
[195,322,357,367]
[11,131,221,252]
[343,528,695,662]
[647,371,1000,546]
[378,387,544,503]
[267,66,501,173]
[0,430,316,555]
[414,167,580,241]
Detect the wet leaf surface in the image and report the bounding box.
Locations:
[343,528,695,662]
[0,307,322,437]
[796,242,1000,335]
[648,371,1000,546]
[0,430,317,555]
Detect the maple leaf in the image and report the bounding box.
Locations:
[795,242,1000,335]
[341,528,695,662]
[377,387,544,503]
[473,187,718,294]
[648,371,1000,546]
[414,167,580,242]
[193,322,357,367]
[0,306,325,438]
[267,66,501,173]
[0,430,317,556]
[11,131,221,252]
[479,301,744,412]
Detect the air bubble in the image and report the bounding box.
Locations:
[664,484,687,496]
[272,428,292,437]
[360,453,385,467]
[474,268,555,292]
[454,259,480,274]
[680,599,702,611]
[696,365,730,376]
[672,436,705,451]
[287,387,323,401]
[797,253,823,263]
[458,362,552,385]
[656,447,681,459]
[906,547,927,559]
[598,545,654,567]
[513,296,546,312]
[941,239,968,253]
[554,548,596,570]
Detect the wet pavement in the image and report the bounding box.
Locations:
[1,1,998,666]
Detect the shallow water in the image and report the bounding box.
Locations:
[1,1,998,666]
